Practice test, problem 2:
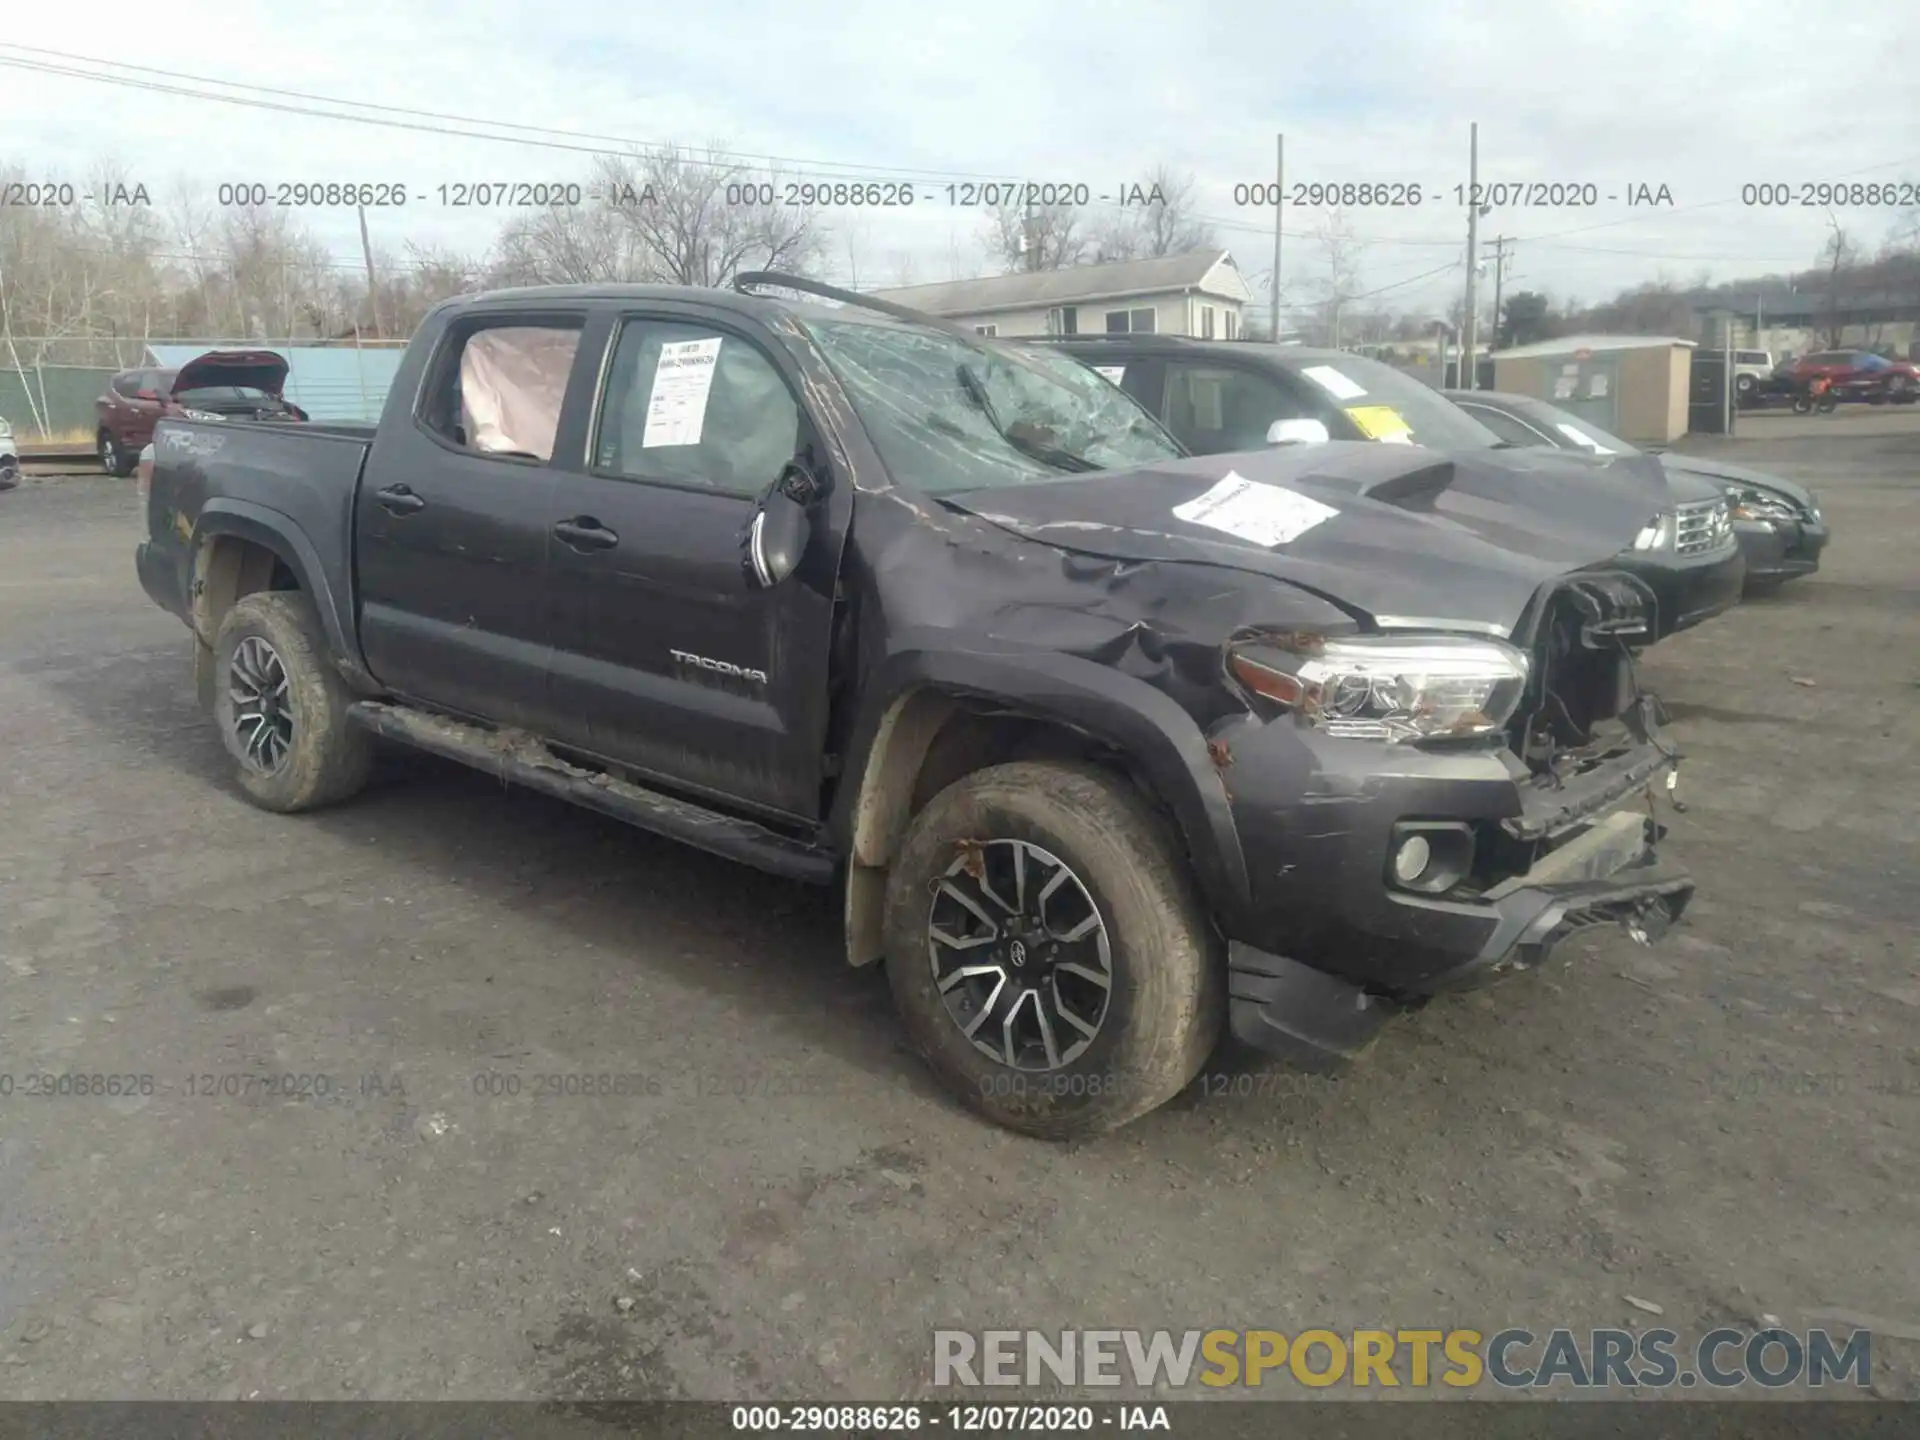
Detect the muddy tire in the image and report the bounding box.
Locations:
[211,591,372,813]
[882,761,1224,1139]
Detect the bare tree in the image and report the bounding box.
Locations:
[1818,218,1857,348]
[886,250,919,288]
[982,200,1087,273]
[613,147,826,287]
[1090,165,1218,262]
[1312,209,1366,348]
[491,199,647,286]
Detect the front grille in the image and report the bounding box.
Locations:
[1675,497,1734,555]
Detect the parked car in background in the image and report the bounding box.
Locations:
[1446,390,1829,594]
[134,274,1698,1139]
[1781,350,1920,404]
[0,412,18,489]
[1729,349,1773,403]
[96,351,308,475]
[1041,336,1744,642]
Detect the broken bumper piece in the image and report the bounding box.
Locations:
[1226,809,1694,1067]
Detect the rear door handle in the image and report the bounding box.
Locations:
[553,516,619,552]
[375,484,426,515]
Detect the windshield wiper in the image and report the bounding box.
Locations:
[956,364,1101,473]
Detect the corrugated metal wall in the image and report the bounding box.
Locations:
[145,344,406,425]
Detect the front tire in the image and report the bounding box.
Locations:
[211,592,372,813]
[882,761,1225,1140]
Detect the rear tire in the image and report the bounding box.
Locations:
[211,591,372,813]
[882,760,1225,1140]
[99,431,135,477]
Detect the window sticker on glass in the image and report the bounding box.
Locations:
[1587,373,1609,398]
[642,336,723,448]
[1093,365,1126,383]
[1171,471,1338,548]
[1344,405,1413,442]
[1552,377,1577,400]
[1555,422,1615,454]
[1300,365,1367,401]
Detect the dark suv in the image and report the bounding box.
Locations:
[1042,336,1745,641]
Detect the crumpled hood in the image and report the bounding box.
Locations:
[1658,452,1815,509]
[171,349,292,399]
[944,441,1673,635]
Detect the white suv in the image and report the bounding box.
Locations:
[0,414,18,489]
[1730,349,1773,402]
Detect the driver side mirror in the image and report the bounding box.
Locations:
[1267,417,1330,446]
[742,460,821,589]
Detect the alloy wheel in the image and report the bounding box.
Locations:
[228,635,294,774]
[99,435,117,474]
[926,839,1114,1071]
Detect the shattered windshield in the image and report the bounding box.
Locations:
[803,317,1184,494]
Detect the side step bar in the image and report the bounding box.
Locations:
[348,701,837,885]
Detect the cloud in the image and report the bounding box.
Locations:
[2,0,1917,310]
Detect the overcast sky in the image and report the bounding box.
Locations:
[4,1,1918,318]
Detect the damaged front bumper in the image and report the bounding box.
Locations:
[1215,705,1693,1068]
[1736,515,1829,585]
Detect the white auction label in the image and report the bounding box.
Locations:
[642,337,723,448]
[1172,471,1338,547]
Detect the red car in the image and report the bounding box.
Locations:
[96,350,307,475]
[1780,349,1919,405]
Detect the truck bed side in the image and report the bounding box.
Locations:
[136,418,375,676]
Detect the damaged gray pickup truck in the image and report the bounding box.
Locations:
[135,274,1694,1139]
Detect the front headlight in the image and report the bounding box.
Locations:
[1227,633,1530,742]
[1632,513,1675,550]
[180,409,224,422]
[1726,486,1797,523]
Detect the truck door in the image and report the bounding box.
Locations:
[543,309,849,822]
[354,310,590,731]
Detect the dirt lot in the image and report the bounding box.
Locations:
[0,414,1915,1403]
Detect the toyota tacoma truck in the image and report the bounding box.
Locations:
[135,275,1696,1140]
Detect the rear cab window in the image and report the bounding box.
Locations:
[418,315,586,463]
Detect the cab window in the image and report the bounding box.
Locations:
[420,316,586,463]
[594,320,801,496]
[1163,363,1313,452]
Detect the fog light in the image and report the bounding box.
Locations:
[1392,835,1432,885]
[1386,822,1475,894]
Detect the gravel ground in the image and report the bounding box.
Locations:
[0,414,1914,1403]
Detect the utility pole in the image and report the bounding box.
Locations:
[1270,133,1284,341]
[1489,236,1509,351]
[1461,122,1481,390]
[357,202,380,338]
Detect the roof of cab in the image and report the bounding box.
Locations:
[450,283,910,329]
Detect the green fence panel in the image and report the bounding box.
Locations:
[0,366,118,439]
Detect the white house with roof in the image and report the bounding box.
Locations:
[867,250,1253,340]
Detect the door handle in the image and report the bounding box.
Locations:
[553,516,619,551]
[375,484,426,515]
